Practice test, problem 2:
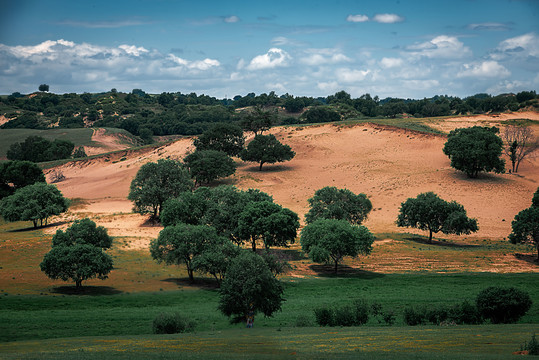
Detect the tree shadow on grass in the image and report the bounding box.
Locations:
[265,248,307,262]
[404,236,480,248]
[51,285,123,296]
[7,220,71,233]
[514,253,539,265]
[161,277,220,290]
[309,264,385,279]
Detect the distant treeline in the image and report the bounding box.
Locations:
[1,88,537,137]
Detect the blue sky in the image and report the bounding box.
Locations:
[0,0,538,98]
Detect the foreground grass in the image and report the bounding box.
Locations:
[1,325,537,359]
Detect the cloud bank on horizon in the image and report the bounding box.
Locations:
[0,0,537,99]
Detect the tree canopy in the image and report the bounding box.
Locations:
[443,126,505,178]
[239,107,275,135]
[0,183,69,228]
[305,186,372,225]
[509,187,539,260]
[40,218,113,289]
[0,160,46,199]
[128,159,193,218]
[7,136,75,163]
[218,251,284,324]
[183,150,236,185]
[193,122,245,156]
[301,219,374,273]
[396,192,478,243]
[240,134,295,171]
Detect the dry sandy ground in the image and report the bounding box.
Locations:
[45,113,539,251]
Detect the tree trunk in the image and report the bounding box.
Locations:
[75,280,82,289]
[188,268,194,282]
[259,162,264,171]
[428,230,433,243]
[334,260,339,273]
[252,238,257,252]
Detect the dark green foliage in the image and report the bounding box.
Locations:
[39,84,49,92]
[58,116,84,128]
[240,134,295,171]
[403,307,426,326]
[305,186,372,225]
[397,192,478,243]
[191,238,240,286]
[294,314,314,327]
[301,219,374,273]
[516,90,537,103]
[193,122,245,156]
[314,299,370,327]
[476,287,532,324]
[51,218,112,249]
[520,334,539,355]
[443,126,505,178]
[509,187,539,260]
[218,251,284,324]
[7,135,74,162]
[0,160,46,198]
[183,150,236,185]
[314,306,334,326]
[128,159,193,218]
[160,187,212,227]
[72,146,87,158]
[0,183,68,228]
[237,200,299,251]
[239,107,275,135]
[1,114,43,129]
[448,300,483,325]
[152,313,195,334]
[302,106,340,123]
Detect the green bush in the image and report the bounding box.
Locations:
[382,309,396,326]
[352,298,370,325]
[294,314,314,327]
[403,306,426,326]
[152,312,196,334]
[314,306,334,326]
[520,334,539,355]
[448,300,483,325]
[426,307,449,325]
[476,287,532,324]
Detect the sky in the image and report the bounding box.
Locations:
[0,0,538,99]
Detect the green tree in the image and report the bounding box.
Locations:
[443,126,505,178]
[237,200,299,251]
[7,136,75,163]
[396,192,478,243]
[39,84,49,92]
[0,160,46,198]
[150,223,225,282]
[300,219,374,273]
[509,187,539,260]
[305,186,372,225]
[240,134,295,171]
[40,218,113,289]
[183,150,236,186]
[0,183,69,228]
[193,123,245,156]
[72,146,87,158]
[218,251,284,324]
[239,107,275,135]
[192,238,240,286]
[160,187,212,227]
[128,159,193,219]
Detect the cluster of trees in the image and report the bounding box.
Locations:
[7,136,75,163]
[1,88,536,137]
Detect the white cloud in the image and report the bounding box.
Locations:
[380,57,403,68]
[119,45,149,56]
[317,81,339,92]
[401,79,439,90]
[335,68,370,83]
[246,48,290,70]
[467,22,511,31]
[495,32,539,57]
[406,35,472,59]
[224,15,240,23]
[300,48,351,66]
[457,61,510,78]
[372,13,404,23]
[168,54,220,70]
[346,14,369,23]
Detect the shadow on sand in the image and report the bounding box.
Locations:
[514,253,539,266]
[404,236,480,248]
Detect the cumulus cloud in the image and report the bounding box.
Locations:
[300,48,351,66]
[372,13,404,23]
[494,32,539,58]
[457,61,510,78]
[346,14,369,23]
[406,35,472,59]
[335,68,370,83]
[118,45,149,56]
[380,57,403,68]
[246,48,290,70]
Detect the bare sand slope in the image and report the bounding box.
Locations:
[49,117,538,242]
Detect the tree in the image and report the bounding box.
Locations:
[502,126,538,173]
[300,219,374,273]
[443,126,505,178]
[240,134,295,171]
[509,187,539,260]
[7,136,74,163]
[39,84,49,92]
[0,160,46,198]
[0,183,69,228]
[192,238,240,286]
[305,187,372,225]
[239,107,275,135]
[476,287,532,324]
[193,123,245,156]
[160,187,212,227]
[218,251,284,324]
[150,223,226,282]
[72,146,87,158]
[237,200,299,251]
[183,150,236,186]
[40,218,113,289]
[396,192,478,243]
[128,159,193,219]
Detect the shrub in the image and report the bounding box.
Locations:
[152,312,196,334]
[476,287,532,324]
[520,334,539,355]
[352,298,370,326]
[448,300,482,325]
[382,309,396,326]
[425,307,449,325]
[314,306,334,327]
[403,306,426,326]
[294,314,314,327]
[334,305,356,327]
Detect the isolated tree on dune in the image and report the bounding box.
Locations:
[38,84,49,92]
[396,192,478,243]
[218,251,284,325]
[193,123,245,156]
[300,219,374,273]
[0,160,46,199]
[305,186,372,225]
[239,106,275,135]
[0,183,68,228]
[240,134,295,171]
[509,187,539,261]
[443,126,505,178]
[502,125,538,173]
[183,150,236,186]
[128,159,193,219]
[40,218,113,289]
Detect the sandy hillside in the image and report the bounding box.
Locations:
[47,114,538,244]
